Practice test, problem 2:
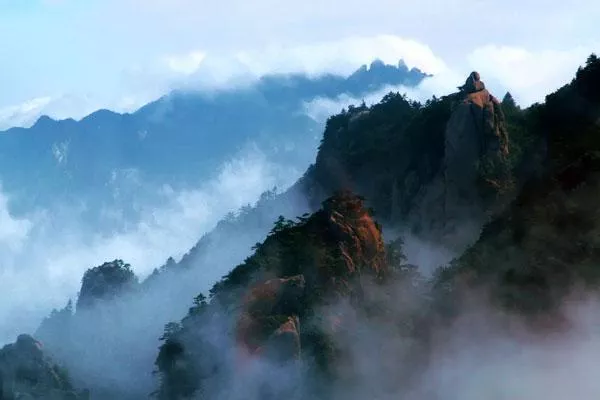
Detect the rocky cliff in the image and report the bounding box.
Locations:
[438,54,600,317]
[75,260,139,311]
[409,71,513,253]
[154,191,390,399]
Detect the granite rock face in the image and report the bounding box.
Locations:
[411,72,512,253]
[235,275,305,364]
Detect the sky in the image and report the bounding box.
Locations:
[0,0,599,128]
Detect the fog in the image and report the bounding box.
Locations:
[319,286,600,400]
[27,170,313,399]
[409,294,600,400]
[1,53,596,399]
[0,143,303,345]
[127,261,600,400]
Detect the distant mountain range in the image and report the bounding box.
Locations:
[0,60,427,226]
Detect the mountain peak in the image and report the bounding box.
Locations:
[32,114,55,129]
[369,59,387,70]
[76,260,138,311]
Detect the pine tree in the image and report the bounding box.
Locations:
[502,92,518,110]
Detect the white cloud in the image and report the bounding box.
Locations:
[413,296,600,400]
[302,68,462,123]
[231,34,446,77]
[1,29,596,127]
[163,51,206,75]
[0,93,156,130]
[0,145,301,343]
[467,45,596,106]
[152,35,446,90]
[2,0,599,118]
[300,41,597,110]
[0,34,447,128]
[0,97,54,130]
[302,85,406,122]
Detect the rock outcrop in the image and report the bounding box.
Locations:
[235,275,305,364]
[234,192,387,365]
[0,335,88,400]
[156,191,389,399]
[442,55,600,315]
[322,192,387,279]
[410,71,512,253]
[75,259,138,310]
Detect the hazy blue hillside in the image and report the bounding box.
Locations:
[0,59,427,351]
[0,60,426,226]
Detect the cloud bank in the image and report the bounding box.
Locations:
[0,145,301,344]
[1,29,597,129]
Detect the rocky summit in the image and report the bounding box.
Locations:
[153,191,389,399]
[411,71,512,253]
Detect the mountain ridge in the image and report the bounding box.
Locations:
[1,59,427,133]
[0,59,427,229]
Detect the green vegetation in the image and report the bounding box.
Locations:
[440,54,600,314]
[307,93,451,221]
[76,259,139,310]
[151,54,600,399]
[154,192,391,398]
[23,54,600,400]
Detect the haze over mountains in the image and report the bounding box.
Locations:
[0,59,426,216]
[1,2,599,397]
[0,59,427,345]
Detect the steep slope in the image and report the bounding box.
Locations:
[153,191,394,400]
[0,60,427,354]
[162,70,528,281]
[407,71,513,252]
[438,54,600,316]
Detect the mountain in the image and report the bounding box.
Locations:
[0,60,428,348]
[153,191,393,399]
[32,64,526,399]
[160,67,525,281]
[0,334,89,399]
[23,54,600,399]
[148,54,600,399]
[438,54,600,315]
[0,60,427,226]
